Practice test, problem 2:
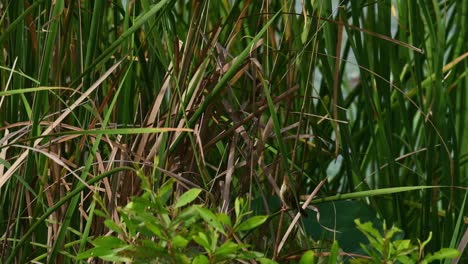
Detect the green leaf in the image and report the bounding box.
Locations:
[158,180,174,205]
[311,186,437,204]
[196,207,226,235]
[300,250,315,264]
[193,232,211,252]
[104,219,123,234]
[421,248,460,264]
[419,231,432,251]
[173,235,190,249]
[217,213,232,228]
[192,254,209,264]
[395,255,414,264]
[258,258,279,264]
[175,188,202,208]
[75,244,131,260]
[355,219,381,246]
[235,197,242,219]
[329,240,339,264]
[214,241,241,259]
[177,206,200,226]
[92,236,127,249]
[100,254,133,262]
[145,221,164,238]
[75,247,111,260]
[237,250,265,259]
[94,209,108,218]
[235,215,268,232]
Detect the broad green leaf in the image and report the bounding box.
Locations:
[175,188,202,208]
[177,206,200,226]
[173,235,190,249]
[193,254,209,264]
[258,258,279,264]
[421,248,460,264]
[193,232,211,252]
[75,247,113,260]
[94,209,108,218]
[145,221,164,238]
[100,254,133,262]
[217,213,232,228]
[394,239,413,252]
[355,219,381,246]
[300,250,315,264]
[237,250,265,259]
[104,219,123,234]
[92,236,126,248]
[235,215,268,232]
[75,244,131,260]
[196,207,226,235]
[214,241,241,259]
[395,255,414,264]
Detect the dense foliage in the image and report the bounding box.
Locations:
[0,0,466,263]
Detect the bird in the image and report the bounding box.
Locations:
[280,174,307,216]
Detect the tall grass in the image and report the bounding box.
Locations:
[0,0,466,262]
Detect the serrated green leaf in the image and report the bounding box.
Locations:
[175,188,202,208]
[235,215,268,232]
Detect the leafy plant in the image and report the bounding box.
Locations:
[0,0,465,262]
[76,173,270,263]
[350,219,460,264]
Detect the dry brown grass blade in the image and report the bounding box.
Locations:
[14,144,90,189]
[277,177,327,254]
[0,128,8,177]
[221,133,237,213]
[135,60,174,161]
[167,61,210,151]
[0,58,17,109]
[0,58,124,189]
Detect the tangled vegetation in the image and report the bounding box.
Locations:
[0,0,466,263]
